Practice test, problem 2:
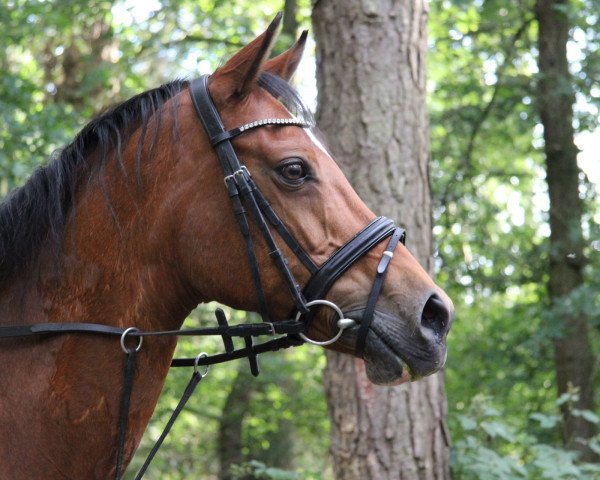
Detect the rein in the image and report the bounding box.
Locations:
[0,74,406,479]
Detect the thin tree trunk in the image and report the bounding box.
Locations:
[218,366,255,480]
[283,0,299,38]
[535,0,597,461]
[313,1,451,478]
[218,365,295,479]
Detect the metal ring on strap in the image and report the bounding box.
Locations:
[194,352,210,377]
[296,299,356,346]
[120,327,143,354]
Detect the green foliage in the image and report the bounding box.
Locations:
[0,0,312,191]
[230,460,321,480]
[453,395,600,479]
[429,0,600,473]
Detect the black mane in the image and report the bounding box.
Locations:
[0,80,188,287]
[0,73,312,288]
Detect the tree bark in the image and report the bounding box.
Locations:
[313,1,451,478]
[535,0,597,461]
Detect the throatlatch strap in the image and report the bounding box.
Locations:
[355,227,406,357]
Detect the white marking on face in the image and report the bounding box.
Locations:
[305,128,332,157]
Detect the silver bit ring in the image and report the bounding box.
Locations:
[296,299,356,346]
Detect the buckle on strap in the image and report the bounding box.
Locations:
[224,166,251,185]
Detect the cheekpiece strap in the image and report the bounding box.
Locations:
[188,75,312,321]
[355,226,406,357]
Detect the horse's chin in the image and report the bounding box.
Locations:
[364,352,412,385]
[362,326,413,385]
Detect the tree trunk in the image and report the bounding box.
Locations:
[313,1,451,478]
[218,366,255,480]
[218,364,295,479]
[283,0,299,38]
[535,0,597,461]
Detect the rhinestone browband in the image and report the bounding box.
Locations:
[237,117,312,132]
[209,117,313,146]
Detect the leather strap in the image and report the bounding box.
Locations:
[247,175,317,274]
[355,227,405,357]
[171,335,303,368]
[210,117,311,146]
[189,76,310,318]
[115,349,137,480]
[0,322,126,338]
[189,76,240,176]
[134,370,203,479]
[298,217,397,328]
[0,319,304,340]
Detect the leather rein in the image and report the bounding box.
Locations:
[0,75,405,479]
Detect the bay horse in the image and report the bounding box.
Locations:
[0,15,453,479]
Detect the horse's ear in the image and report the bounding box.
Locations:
[209,13,282,101]
[263,30,308,81]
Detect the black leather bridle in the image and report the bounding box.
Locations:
[189,75,406,355]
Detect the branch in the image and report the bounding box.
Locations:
[462,16,535,171]
[165,35,244,48]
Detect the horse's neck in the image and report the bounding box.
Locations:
[1,201,194,329]
[0,153,197,478]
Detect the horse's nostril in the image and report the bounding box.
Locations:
[421,294,450,338]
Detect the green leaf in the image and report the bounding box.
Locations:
[572,409,600,425]
[459,415,478,431]
[480,421,515,442]
[530,412,561,429]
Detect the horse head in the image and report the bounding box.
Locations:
[167,16,454,385]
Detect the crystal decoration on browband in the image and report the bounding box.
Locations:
[237,117,312,133]
[210,117,313,146]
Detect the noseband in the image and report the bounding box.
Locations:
[189,75,406,356]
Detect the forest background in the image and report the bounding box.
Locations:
[1,0,599,478]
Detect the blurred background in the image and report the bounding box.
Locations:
[1,0,598,478]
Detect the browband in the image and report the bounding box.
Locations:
[210,117,312,147]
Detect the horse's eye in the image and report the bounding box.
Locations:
[278,159,307,184]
